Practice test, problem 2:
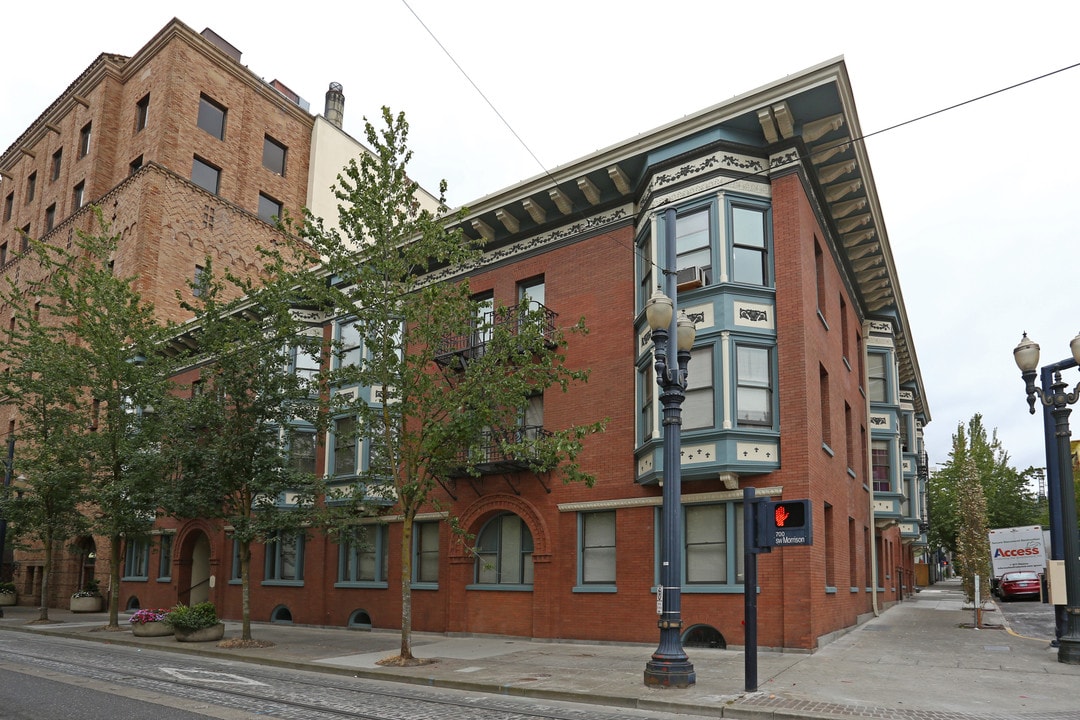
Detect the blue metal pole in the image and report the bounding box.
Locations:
[644,207,695,688]
[1042,359,1075,645]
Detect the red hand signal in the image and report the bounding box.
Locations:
[775,505,790,527]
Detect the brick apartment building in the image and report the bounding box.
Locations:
[0,19,929,651]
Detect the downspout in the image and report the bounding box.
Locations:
[863,321,880,617]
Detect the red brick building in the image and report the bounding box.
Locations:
[1,18,929,651]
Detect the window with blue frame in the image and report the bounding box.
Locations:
[676,208,712,283]
[338,524,389,585]
[683,345,715,430]
[331,416,358,477]
[289,426,317,475]
[473,513,533,587]
[730,205,769,285]
[291,341,321,383]
[335,318,362,368]
[682,503,744,588]
[230,539,241,582]
[867,352,888,403]
[578,511,615,587]
[736,345,773,427]
[123,537,151,580]
[413,521,439,585]
[639,364,654,442]
[264,531,304,583]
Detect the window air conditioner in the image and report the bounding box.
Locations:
[676,265,706,291]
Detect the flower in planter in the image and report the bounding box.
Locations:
[71,579,101,599]
[164,602,219,631]
[0,582,15,595]
[129,608,169,625]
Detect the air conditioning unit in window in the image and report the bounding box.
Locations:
[676,266,706,291]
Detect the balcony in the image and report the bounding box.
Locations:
[434,302,557,369]
[447,425,552,477]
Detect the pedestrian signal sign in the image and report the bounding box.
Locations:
[757,499,812,547]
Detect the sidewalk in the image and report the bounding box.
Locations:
[1,579,1077,719]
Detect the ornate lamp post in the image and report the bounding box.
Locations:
[1013,331,1080,664]
[643,287,697,687]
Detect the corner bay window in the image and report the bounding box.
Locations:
[872,440,891,492]
[867,352,888,402]
[736,345,772,426]
[332,416,358,476]
[731,206,768,285]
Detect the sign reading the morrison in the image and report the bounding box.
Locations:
[988,525,1046,578]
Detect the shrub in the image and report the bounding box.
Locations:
[71,579,101,598]
[0,581,15,595]
[164,602,219,630]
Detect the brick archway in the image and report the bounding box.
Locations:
[449,493,551,559]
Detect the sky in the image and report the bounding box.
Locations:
[2,1,1078,480]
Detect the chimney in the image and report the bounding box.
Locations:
[325,83,345,129]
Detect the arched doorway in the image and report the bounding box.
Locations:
[72,536,98,595]
[176,530,212,606]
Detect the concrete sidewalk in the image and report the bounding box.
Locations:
[1,579,1077,719]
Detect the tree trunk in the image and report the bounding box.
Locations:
[106,534,121,629]
[399,513,414,661]
[38,535,52,622]
[240,539,252,641]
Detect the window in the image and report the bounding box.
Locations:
[814,239,826,315]
[123,538,150,580]
[230,539,242,581]
[191,156,220,194]
[472,292,494,349]
[840,296,850,361]
[129,155,143,175]
[136,93,150,132]
[51,148,63,181]
[338,524,389,584]
[20,225,30,253]
[824,503,835,590]
[820,365,831,448]
[639,365,654,441]
[290,426,317,475]
[336,318,362,368]
[3,192,12,221]
[872,440,891,492]
[45,204,56,233]
[262,135,286,175]
[867,352,888,402]
[676,209,711,283]
[474,513,533,586]
[845,402,855,471]
[414,521,439,584]
[292,341,321,381]
[682,503,744,586]
[683,345,714,430]
[258,193,282,223]
[78,122,92,158]
[736,345,772,426]
[73,181,85,210]
[731,205,768,285]
[0,243,7,267]
[332,416,358,476]
[158,535,173,580]
[848,518,858,589]
[264,531,304,582]
[26,172,36,203]
[518,277,545,307]
[197,95,226,139]
[579,511,615,585]
[192,265,205,297]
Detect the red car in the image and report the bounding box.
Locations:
[998,571,1041,601]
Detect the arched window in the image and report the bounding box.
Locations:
[474,513,534,587]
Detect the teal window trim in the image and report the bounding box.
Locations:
[466,583,533,592]
[576,510,616,589]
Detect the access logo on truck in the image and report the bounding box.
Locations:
[988,525,1046,577]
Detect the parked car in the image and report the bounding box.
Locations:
[997,571,1041,601]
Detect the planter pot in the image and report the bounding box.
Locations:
[174,623,225,643]
[0,593,15,607]
[70,595,103,613]
[131,620,173,637]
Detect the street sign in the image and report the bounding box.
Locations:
[757,499,813,547]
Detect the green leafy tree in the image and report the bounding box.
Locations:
[955,452,991,603]
[48,212,177,629]
[169,248,328,643]
[928,414,1039,557]
[302,108,605,664]
[0,289,91,622]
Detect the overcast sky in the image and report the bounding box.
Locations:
[2,1,1078,481]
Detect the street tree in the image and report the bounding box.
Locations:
[168,247,328,643]
[928,414,1039,556]
[301,108,605,664]
[0,212,175,624]
[954,451,991,603]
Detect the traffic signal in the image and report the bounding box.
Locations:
[757,499,813,547]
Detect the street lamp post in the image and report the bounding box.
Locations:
[1013,332,1080,664]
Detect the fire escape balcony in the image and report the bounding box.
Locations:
[434,302,557,369]
[447,425,552,478]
